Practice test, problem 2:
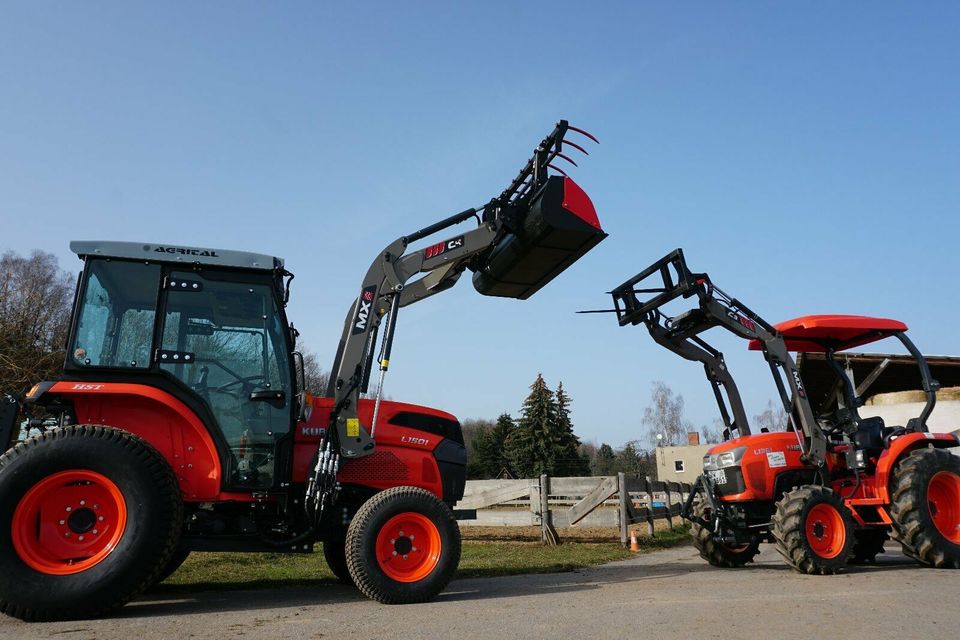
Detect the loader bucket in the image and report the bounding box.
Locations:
[472,176,606,299]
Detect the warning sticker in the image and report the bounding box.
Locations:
[346,418,360,438]
[766,451,787,468]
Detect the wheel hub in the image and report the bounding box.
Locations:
[928,471,960,544]
[11,470,127,575]
[805,502,846,559]
[375,512,442,583]
[67,508,97,534]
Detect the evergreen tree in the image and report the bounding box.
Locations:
[508,373,557,478]
[469,413,515,478]
[591,443,617,476]
[467,423,492,479]
[554,382,590,476]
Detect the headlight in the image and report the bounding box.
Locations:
[704,446,746,470]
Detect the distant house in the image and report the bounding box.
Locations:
[655,432,712,483]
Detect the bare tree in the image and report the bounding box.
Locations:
[642,381,691,447]
[301,349,330,396]
[700,418,726,444]
[753,399,789,432]
[0,250,73,395]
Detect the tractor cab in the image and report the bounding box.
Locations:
[62,241,298,490]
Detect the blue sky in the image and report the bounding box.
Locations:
[2,3,958,447]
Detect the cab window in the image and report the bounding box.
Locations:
[71,260,160,368]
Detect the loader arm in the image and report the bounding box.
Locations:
[600,249,827,465]
[306,120,606,517]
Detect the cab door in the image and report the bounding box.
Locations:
[158,269,293,489]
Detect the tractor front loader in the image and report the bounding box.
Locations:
[0,120,606,621]
[591,249,960,574]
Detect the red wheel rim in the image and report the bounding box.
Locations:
[11,470,127,575]
[805,503,846,559]
[375,512,442,583]
[928,471,960,544]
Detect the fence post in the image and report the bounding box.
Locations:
[645,476,656,537]
[540,474,560,546]
[618,472,628,548]
[665,482,674,530]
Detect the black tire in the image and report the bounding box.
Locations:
[345,486,460,604]
[691,501,760,567]
[0,425,183,621]
[155,545,191,584]
[849,528,889,564]
[890,447,960,568]
[322,534,353,585]
[772,485,854,574]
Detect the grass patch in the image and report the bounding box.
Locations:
[158,527,689,593]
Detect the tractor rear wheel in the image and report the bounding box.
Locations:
[0,425,183,621]
[691,501,760,567]
[345,486,460,604]
[890,447,960,568]
[849,528,889,564]
[772,485,854,574]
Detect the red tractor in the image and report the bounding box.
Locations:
[0,121,606,621]
[600,249,960,574]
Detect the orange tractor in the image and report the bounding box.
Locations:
[0,121,605,620]
[601,249,960,573]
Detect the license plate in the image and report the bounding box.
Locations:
[708,469,727,485]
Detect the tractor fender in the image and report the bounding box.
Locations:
[48,382,221,501]
[875,431,959,503]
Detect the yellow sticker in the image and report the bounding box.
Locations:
[346,418,360,437]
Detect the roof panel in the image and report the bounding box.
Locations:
[749,314,908,352]
[70,241,283,271]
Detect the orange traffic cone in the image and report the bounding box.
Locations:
[629,530,640,552]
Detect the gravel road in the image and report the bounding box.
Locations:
[1,544,957,640]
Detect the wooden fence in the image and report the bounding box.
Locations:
[454,473,694,547]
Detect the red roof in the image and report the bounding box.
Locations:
[748,315,908,352]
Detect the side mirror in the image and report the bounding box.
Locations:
[249,390,286,409]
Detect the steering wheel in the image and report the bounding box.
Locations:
[213,375,268,397]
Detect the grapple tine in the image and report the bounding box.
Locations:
[555,152,578,167]
[561,139,590,156]
[547,163,568,177]
[567,124,599,144]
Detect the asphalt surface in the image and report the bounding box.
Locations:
[1,544,958,640]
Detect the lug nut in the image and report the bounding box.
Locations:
[78,536,85,541]
[392,551,398,556]
[65,506,72,512]
[92,529,98,535]
[59,519,65,525]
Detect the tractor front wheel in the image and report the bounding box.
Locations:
[0,425,183,621]
[772,485,854,574]
[890,447,960,568]
[345,487,460,604]
[691,501,760,567]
